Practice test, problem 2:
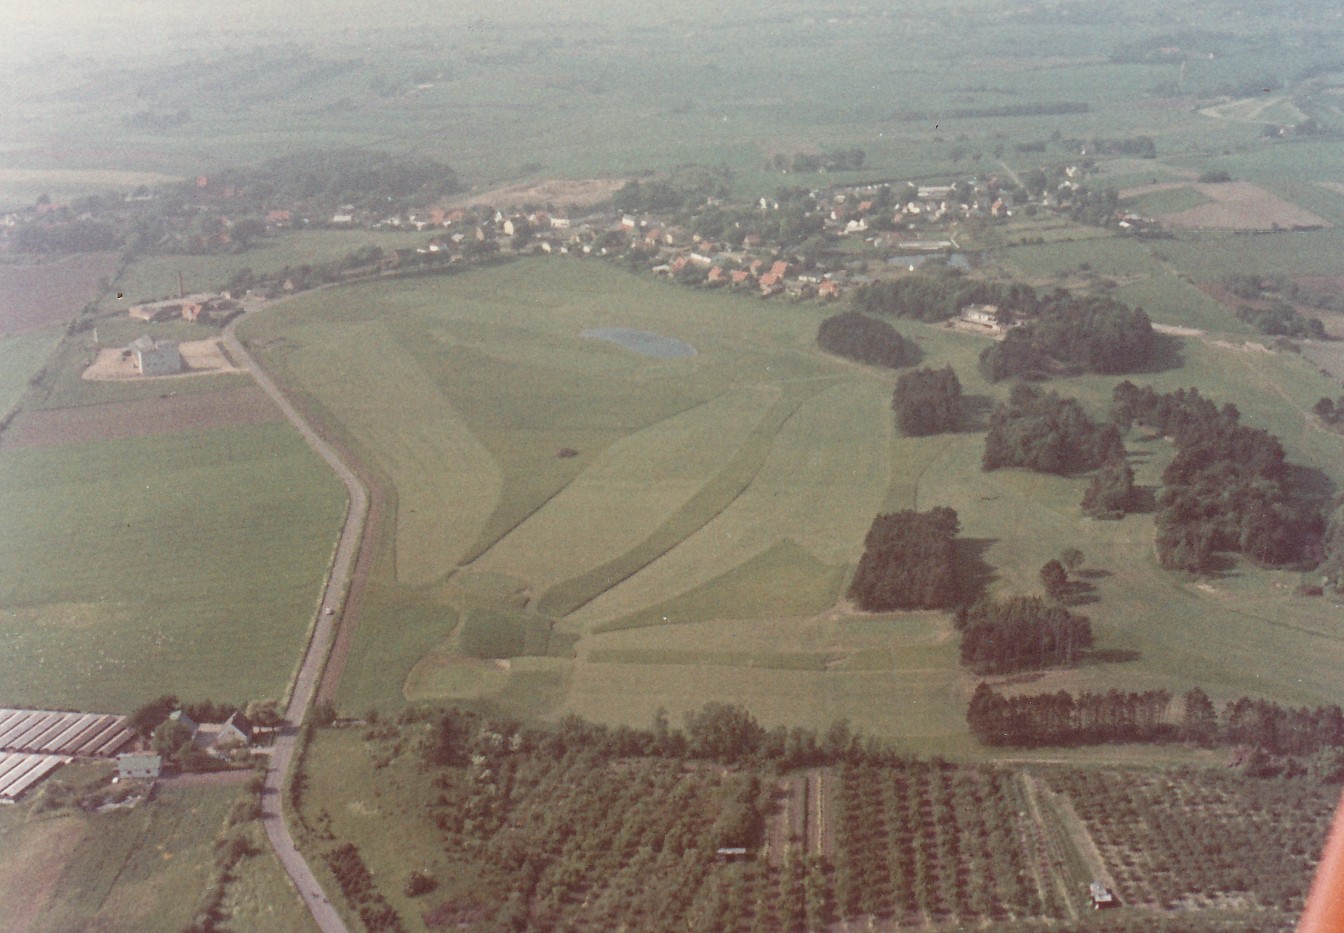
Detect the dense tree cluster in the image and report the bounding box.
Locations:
[979,296,1155,381]
[1080,458,1137,518]
[206,149,461,213]
[1224,272,1344,314]
[1235,302,1326,339]
[891,366,962,435]
[612,167,731,215]
[968,683,1344,758]
[955,596,1093,674]
[816,311,915,369]
[982,384,1125,475]
[848,508,962,611]
[1112,382,1321,571]
[851,272,1036,322]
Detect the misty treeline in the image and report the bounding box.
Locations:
[969,682,1344,762]
[10,149,462,257]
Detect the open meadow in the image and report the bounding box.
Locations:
[238,256,1344,750]
[0,764,314,933]
[0,419,344,712]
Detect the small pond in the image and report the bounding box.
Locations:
[581,327,697,359]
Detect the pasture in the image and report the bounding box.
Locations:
[0,326,60,415]
[240,258,1344,747]
[0,778,234,933]
[0,421,345,712]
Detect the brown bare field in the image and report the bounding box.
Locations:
[1119,181,1330,230]
[0,384,280,448]
[0,253,118,334]
[82,338,240,380]
[445,177,624,211]
[0,816,85,933]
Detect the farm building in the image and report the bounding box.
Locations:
[1089,881,1116,909]
[117,753,162,780]
[0,753,69,802]
[0,709,133,757]
[129,298,189,322]
[168,709,199,735]
[128,335,182,375]
[217,711,253,746]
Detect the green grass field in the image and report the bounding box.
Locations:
[1122,185,1214,216]
[0,326,61,414]
[0,422,345,711]
[237,257,1344,749]
[0,777,235,933]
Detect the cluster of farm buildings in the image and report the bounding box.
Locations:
[0,707,259,803]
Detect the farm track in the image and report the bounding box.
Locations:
[224,302,359,933]
[1018,772,1079,920]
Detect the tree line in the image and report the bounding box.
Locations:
[1112,381,1322,571]
[967,683,1344,760]
[816,311,916,369]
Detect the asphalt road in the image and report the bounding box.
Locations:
[224,307,362,933]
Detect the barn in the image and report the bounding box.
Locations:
[128,335,183,376]
[117,753,162,780]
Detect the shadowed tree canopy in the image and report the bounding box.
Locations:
[892,366,962,435]
[983,383,1125,475]
[848,507,961,610]
[817,311,916,369]
[1112,381,1321,572]
[956,596,1093,674]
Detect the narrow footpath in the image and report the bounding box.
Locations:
[223,307,361,933]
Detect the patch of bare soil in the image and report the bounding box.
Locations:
[0,384,280,448]
[0,816,85,933]
[0,253,118,334]
[1151,323,1205,338]
[445,177,624,211]
[1120,181,1330,231]
[82,338,239,381]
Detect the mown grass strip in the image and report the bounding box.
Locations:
[535,379,834,619]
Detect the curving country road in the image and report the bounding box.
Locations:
[224,304,361,933]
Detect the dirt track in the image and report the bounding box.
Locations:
[0,385,280,448]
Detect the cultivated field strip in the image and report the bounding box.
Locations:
[0,708,132,757]
[569,378,891,626]
[471,386,778,596]
[286,320,502,586]
[0,752,70,800]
